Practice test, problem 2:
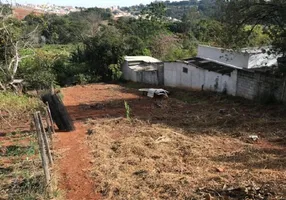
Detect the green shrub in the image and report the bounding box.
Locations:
[74,74,90,85]
[19,51,57,90]
[109,64,122,81]
[142,48,152,56]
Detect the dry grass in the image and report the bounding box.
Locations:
[86,116,285,199]
[61,83,285,199]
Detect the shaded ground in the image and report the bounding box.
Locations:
[55,83,286,199]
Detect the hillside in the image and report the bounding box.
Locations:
[12,7,45,20]
[121,0,216,20]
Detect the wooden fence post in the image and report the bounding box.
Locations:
[46,102,55,134]
[37,112,54,166]
[33,112,51,187]
[45,107,52,140]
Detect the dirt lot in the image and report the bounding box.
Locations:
[55,83,286,200]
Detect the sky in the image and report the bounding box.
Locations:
[13,0,155,7]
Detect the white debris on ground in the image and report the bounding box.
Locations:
[248,135,259,141]
[139,88,169,98]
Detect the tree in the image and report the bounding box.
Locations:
[115,17,167,42]
[179,6,201,33]
[141,2,167,22]
[85,12,102,37]
[124,35,146,56]
[150,33,179,60]
[41,15,77,44]
[221,0,286,54]
[76,26,125,82]
[0,5,36,92]
[198,0,217,17]
[192,19,225,46]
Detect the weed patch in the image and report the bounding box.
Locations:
[1,145,35,157]
[0,131,46,200]
[0,92,42,131]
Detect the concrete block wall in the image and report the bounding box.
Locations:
[256,74,284,102]
[237,70,286,102]
[124,58,286,103]
[136,71,159,85]
[156,63,164,85]
[236,70,258,99]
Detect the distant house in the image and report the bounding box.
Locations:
[122,56,164,85]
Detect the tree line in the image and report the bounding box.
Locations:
[0,0,285,92]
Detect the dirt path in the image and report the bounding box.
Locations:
[54,87,98,200]
[53,84,138,199]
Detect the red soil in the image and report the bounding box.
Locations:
[55,123,97,199]
[53,84,137,200]
[13,7,44,20]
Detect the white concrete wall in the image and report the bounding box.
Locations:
[164,63,177,87]
[203,69,237,95]
[164,62,237,96]
[122,61,161,85]
[197,45,250,69]
[122,61,130,80]
[137,71,159,85]
[122,61,139,82]
[164,62,193,88]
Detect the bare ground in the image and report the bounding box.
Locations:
[55,83,286,200]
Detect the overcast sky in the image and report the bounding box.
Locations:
[13,0,155,7]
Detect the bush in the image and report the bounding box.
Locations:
[74,74,90,85]
[109,64,122,81]
[70,26,126,82]
[19,51,57,90]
